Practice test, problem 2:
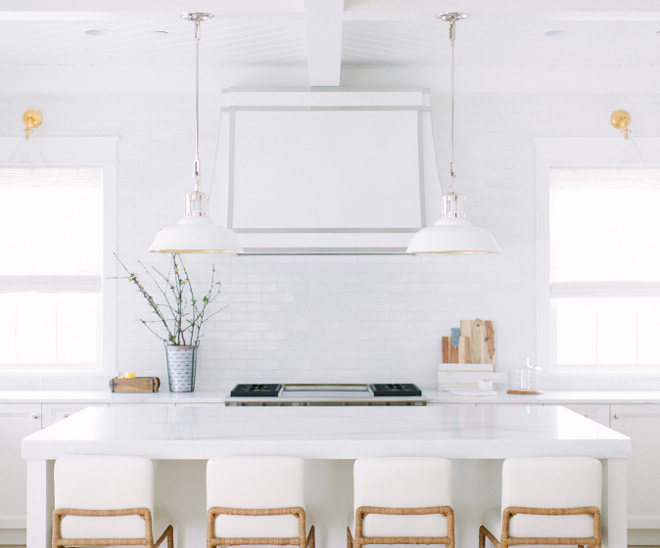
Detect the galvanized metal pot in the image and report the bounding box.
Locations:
[164,342,199,392]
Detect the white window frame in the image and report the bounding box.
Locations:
[0,137,117,379]
[536,137,660,379]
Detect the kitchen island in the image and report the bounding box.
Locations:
[23,404,630,548]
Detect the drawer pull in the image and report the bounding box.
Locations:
[32,413,40,420]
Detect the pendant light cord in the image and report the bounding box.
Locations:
[193,17,202,192]
[448,17,457,195]
[437,12,466,195]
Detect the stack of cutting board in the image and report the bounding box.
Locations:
[442,319,495,365]
[438,319,495,391]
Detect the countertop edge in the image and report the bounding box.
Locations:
[21,405,633,460]
[5,389,660,405]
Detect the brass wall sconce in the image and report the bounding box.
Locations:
[22,109,43,139]
[10,109,44,163]
[610,109,631,140]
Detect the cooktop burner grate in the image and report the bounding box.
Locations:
[229,383,422,398]
[370,383,422,397]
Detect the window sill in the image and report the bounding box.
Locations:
[543,367,660,391]
[0,367,115,390]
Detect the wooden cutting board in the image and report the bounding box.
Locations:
[470,320,488,364]
[458,336,470,364]
[446,320,495,365]
[442,337,460,363]
[485,320,496,365]
[459,319,495,366]
[109,377,160,393]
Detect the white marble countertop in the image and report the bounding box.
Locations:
[5,389,660,405]
[0,390,224,404]
[22,404,631,460]
[426,389,660,404]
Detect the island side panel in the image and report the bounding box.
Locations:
[602,458,627,548]
[26,459,52,548]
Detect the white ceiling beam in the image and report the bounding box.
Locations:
[345,0,660,14]
[0,0,303,17]
[304,0,345,86]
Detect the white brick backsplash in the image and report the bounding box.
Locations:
[1,90,659,391]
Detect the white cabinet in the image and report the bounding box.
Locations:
[110,403,175,410]
[0,401,171,542]
[41,403,108,428]
[610,404,660,543]
[0,403,42,543]
[560,404,610,427]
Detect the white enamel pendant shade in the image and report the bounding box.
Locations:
[149,215,242,254]
[406,216,500,254]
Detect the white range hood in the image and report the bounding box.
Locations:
[215,89,441,254]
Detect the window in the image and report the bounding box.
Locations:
[0,135,117,375]
[0,167,103,367]
[549,167,660,367]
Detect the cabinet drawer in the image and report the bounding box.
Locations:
[0,404,42,535]
[611,404,660,531]
[41,403,109,428]
[559,404,610,427]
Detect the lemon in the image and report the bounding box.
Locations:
[124,372,136,379]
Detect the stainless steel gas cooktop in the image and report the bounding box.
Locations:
[226,383,425,406]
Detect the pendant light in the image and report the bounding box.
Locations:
[150,12,242,254]
[407,13,500,254]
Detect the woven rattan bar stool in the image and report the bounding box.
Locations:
[206,456,315,548]
[479,457,602,548]
[52,455,173,548]
[347,457,455,548]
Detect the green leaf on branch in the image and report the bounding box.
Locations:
[113,252,226,347]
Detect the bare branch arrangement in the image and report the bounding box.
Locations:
[115,253,224,347]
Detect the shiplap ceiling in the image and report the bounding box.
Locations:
[0,17,310,67]
[0,0,659,86]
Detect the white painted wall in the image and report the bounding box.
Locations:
[2,86,659,392]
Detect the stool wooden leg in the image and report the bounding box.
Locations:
[479,525,501,548]
[479,525,486,548]
[346,526,354,548]
[155,524,174,548]
[167,524,174,548]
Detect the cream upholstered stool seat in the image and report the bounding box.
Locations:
[347,457,455,548]
[206,456,315,548]
[52,455,173,548]
[479,457,602,548]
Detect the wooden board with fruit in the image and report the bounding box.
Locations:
[109,373,160,393]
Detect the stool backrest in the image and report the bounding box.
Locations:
[353,457,453,539]
[502,457,601,510]
[206,456,305,509]
[206,456,306,539]
[55,455,154,512]
[54,455,154,541]
[501,457,602,539]
[354,457,452,510]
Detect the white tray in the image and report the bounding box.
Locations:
[449,389,497,397]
